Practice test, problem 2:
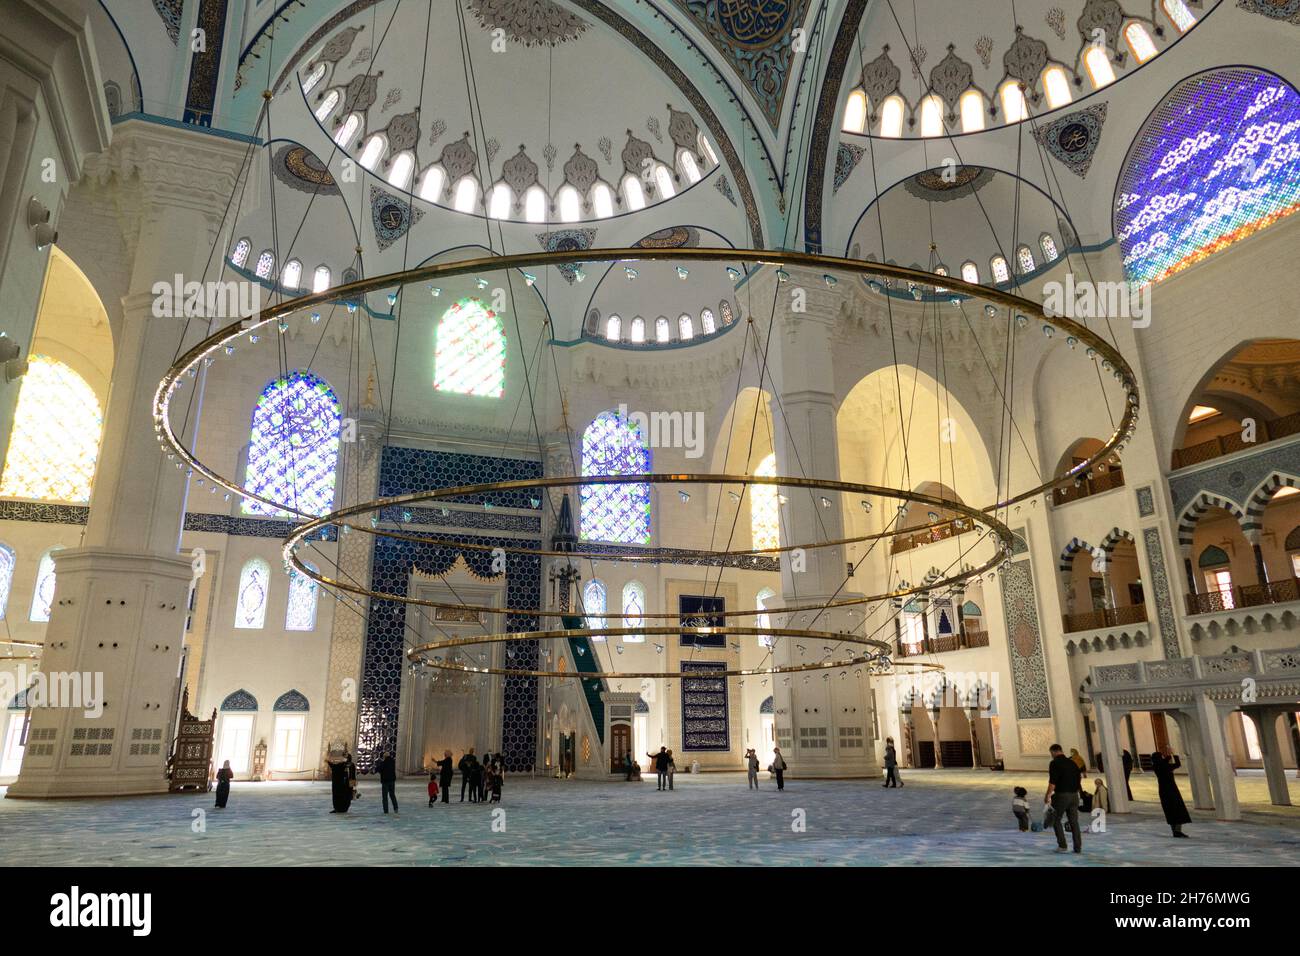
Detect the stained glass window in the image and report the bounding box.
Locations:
[756,586,776,648]
[1042,66,1073,108]
[1040,233,1059,262]
[29,548,60,623]
[630,317,646,343]
[580,410,651,544]
[0,544,13,620]
[719,300,734,325]
[281,259,302,290]
[1016,245,1036,274]
[961,261,979,284]
[0,356,102,503]
[593,183,615,218]
[1115,68,1300,287]
[960,90,985,132]
[231,238,251,267]
[255,250,275,279]
[990,255,1010,284]
[285,562,318,631]
[234,557,270,629]
[655,317,670,343]
[700,309,716,334]
[678,314,694,340]
[583,578,606,640]
[434,298,506,397]
[243,370,342,518]
[751,453,780,551]
[1162,0,1195,32]
[1125,23,1157,63]
[312,265,331,293]
[622,580,646,642]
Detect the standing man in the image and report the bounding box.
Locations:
[882,737,903,788]
[459,748,478,802]
[1044,743,1083,854]
[378,750,399,816]
[745,748,760,789]
[771,747,788,791]
[437,749,454,804]
[647,747,669,791]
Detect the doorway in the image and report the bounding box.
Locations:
[610,723,631,773]
[559,732,576,777]
[217,714,254,774]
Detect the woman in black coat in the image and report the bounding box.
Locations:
[1150,746,1191,837]
[214,760,233,808]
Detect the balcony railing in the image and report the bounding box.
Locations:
[1171,410,1300,470]
[1061,603,1148,634]
[895,627,990,658]
[1185,577,1300,615]
[1051,467,1125,506]
[889,517,980,555]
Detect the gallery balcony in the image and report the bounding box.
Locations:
[894,627,990,658]
[1185,577,1300,615]
[1062,603,1148,633]
[1171,410,1300,470]
[1051,465,1125,506]
[889,517,979,555]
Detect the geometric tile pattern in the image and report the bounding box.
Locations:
[1142,528,1183,660]
[999,560,1052,720]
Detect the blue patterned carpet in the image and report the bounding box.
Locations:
[2,770,1298,866]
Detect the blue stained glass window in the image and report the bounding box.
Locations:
[285,562,318,631]
[582,578,606,640]
[243,370,341,518]
[235,557,270,629]
[1116,68,1300,287]
[0,544,13,620]
[580,410,651,544]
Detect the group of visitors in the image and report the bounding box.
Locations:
[646,747,677,790]
[453,748,504,803]
[1024,742,1190,854]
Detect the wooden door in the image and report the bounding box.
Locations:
[610,723,631,773]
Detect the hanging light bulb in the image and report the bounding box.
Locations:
[624,267,638,280]
[248,334,260,344]
[728,491,741,502]
[775,268,790,283]
[822,274,837,288]
[678,491,690,503]
[573,267,586,282]
[429,286,442,297]
[984,304,997,318]
[861,500,872,513]
[676,266,689,280]
[522,272,537,287]
[474,277,489,289]
[726,266,741,281]
[310,311,321,324]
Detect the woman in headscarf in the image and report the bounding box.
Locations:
[214,760,233,809]
[327,750,353,814]
[1151,745,1191,837]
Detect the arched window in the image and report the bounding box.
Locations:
[919,95,944,137]
[334,113,361,148]
[679,150,702,184]
[879,95,905,137]
[312,265,331,293]
[990,255,1010,284]
[254,250,275,279]
[558,185,581,222]
[678,313,694,340]
[1016,244,1036,274]
[1124,22,1157,63]
[653,165,675,199]
[452,176,478,212]
[583,578,607,639]
[523,186,547,222]
[281,259,302,290]
[843,89,868,133]
[1040,233,1060,262]
[434,298,507,398]
[1042,66,1073,108]
[698,132,719,167]
[756,586,776,648]
[999,81,1027,122]
[629,317,646,344]
[901,599,925,651]
[29,548,60,623]
[285,562,318,631]
[488,182,513,219]
[0,356,103,503]
[243,370,343,518]
[751,453,779,551]
[960,260,980,284]
[1162,0,1196,32]
[359,134,385,169]
[622,580,646,642]
[1084,47,1115,89]
[234,557,271,629]
[622,175,645,211]
[700,309,716,335]
[230,238,251,267]
[592,182,615,218]
[959,90,985,132]
[314,89,339,122]
[655,317,671,343]
[580,410,651,544]
[387,152,414,190]
[419,166,445,202]
[605,314,622,341]
[302,62,326,95]
[0,544,14,620]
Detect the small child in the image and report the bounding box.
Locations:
[1012,786,1030,831]
[427,772,439,806]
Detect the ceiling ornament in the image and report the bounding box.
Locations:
[438,133,479,185]
[428,118,448,147]
[535,229,597,284]
[369,185,424,251]
[562,145,601,193]
[1076,0,1125,53]
[714,174,737,205]
[646,115,663,143]
[501,146,541,196]
[860,46,902,110]
[1237,0,1300,23]
[543,143,558,171]
[620,129,656,176]
[903,165,994,201]
[929,45,975,119]
[342,72,382,118]
[974,35,994,69]
[152,0,182,45]
[381,88,402,113]
[381,109,421,154]
[634,227,700,248]
[669,0,811,129]
[597,136,613,163]
[1032,103,1108,178]
[833,143,865,193]
[273,144,340,195]
[465,0,589,46]
[486,138,501,165]
[666,104,702,155]
[1002,27,1050,103]
[1046,7,1068,40]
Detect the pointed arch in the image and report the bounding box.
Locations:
[0,356,103,503]
[1059,537,1096,573]
[234,557,271,629]
[273,689,310,711]
[1176,491,1247,550]
[751,453,779,550]
[1244,472,1300,536]
[434,298,506,398]
[243,370,342,517]
[580,410,651,544]
[285,561,319,631]
[582,578,607,639]
[220,689,259,711]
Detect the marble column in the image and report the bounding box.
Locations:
[8,122,247,797]
[1170,708,1213,811]
[1095,700,1129,813]
[1246,707,1291,807]
[1194,694,1241,821]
